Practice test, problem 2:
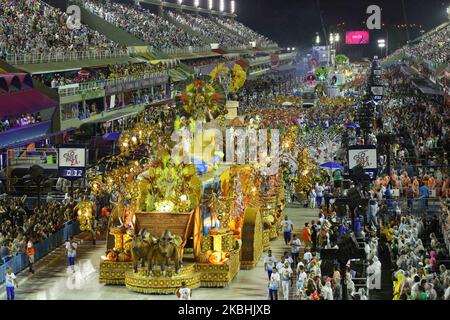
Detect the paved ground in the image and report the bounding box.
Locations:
[0,204,318,300]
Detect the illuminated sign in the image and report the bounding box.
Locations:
[58,146,86,180]
[348,146,378,180]
[345,31,370,44]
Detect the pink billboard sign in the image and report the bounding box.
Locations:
[345,31,370,44]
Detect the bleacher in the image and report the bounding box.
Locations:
[0,0,291,155]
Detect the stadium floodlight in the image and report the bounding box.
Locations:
[287,48,291,51]
[377,39,386,48]
[447,6,450,20]
[231,0,235,13]
[208,0,213,10]
[329,33,340,44]
[334,33,340,42]
[194,0,199,7]
[178,0,182,4]
[315,33,321,45]
[220,0,224,12]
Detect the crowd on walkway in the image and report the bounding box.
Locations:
[265,208,377,300]
[383,209,450,300]
[0,0,119,59]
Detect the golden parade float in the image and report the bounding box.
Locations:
[88,64,285,294]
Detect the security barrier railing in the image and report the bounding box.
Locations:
[6,49,129,65]
[159,46,212,56]
[226,44,254,51]
[58,72,169,97]
[6,147,58,168]
[0,221,80,284]
[248,56,271,66]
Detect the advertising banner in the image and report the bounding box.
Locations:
[345,31,370,44]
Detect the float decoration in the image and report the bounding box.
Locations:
[177,77,227,122]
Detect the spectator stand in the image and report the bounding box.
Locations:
[0,73,57,149]
[0,220,80,284]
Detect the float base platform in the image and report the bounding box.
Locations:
[125,264,201,294]
[99,261,133,285]
[195,250,240,287]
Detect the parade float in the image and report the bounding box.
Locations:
[86,64,285,294]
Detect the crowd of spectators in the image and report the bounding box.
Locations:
[382,65,449,167]
[381,210,450,299]
[0,112,42,133]
[84,1,205,50]
[0,197,77,265]
[0,0,120,59]
[214,17,276,48]
[237,73,301,113]
[405,24,450,65]
[167,11,242,48]
[267,202,379,300]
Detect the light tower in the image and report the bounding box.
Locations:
[315,33,321,45]
[377,39,386,58]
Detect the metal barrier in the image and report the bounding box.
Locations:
[6,49,128,65]
[5,147,58,168]
[58,72,169,97]
[58,81,105,97]
[226,45,254,51]
[0,221,80,284]
[248,56,271,66]
[160,46,212,55]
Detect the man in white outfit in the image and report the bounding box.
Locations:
[367,256,382,290]
[321,281,334,300]
[280,261,293,300]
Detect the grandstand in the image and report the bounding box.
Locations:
[383,21,449,107]
[0,0,295,167]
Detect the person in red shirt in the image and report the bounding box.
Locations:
[302,223,312,249]
[101,206,110,219]
[26,240,36,274]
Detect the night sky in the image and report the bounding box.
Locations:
[175,0,450,59]
[59,0,450,59]
[236,0,450,48]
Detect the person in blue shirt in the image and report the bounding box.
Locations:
[385,184,393,209]
[419,182,429,210]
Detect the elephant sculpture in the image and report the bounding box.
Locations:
[130,229,183,275]
[148,229,183,275]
